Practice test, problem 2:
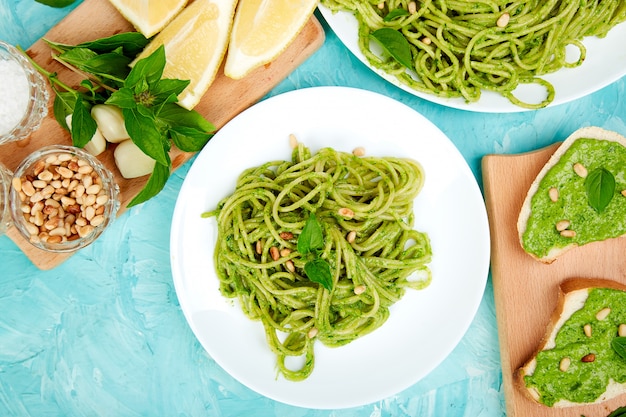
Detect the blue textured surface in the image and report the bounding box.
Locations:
[1,1,625,416]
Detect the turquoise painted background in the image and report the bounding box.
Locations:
[1,0,625,415]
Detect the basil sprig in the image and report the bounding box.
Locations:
[297,213,333,291]
[585,167,615,214]
[24,33,215,207]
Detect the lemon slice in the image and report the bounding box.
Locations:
[224,0,318,80]
[133,0,238,110]
[108,0,189,38]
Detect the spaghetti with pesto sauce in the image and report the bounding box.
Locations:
[321,0,626,109]
[202,141,432,381]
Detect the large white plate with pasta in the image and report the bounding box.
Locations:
[318,5,626,113]
[170,86,490,408]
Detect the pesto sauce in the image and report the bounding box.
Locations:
[522,138,626,258]
[524,288,626,406]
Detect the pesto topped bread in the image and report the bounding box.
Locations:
[517,278,626,407]
[517,127,626,263]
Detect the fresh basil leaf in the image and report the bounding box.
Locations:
[123,107,169,166]
[169,126,212,152]
[106,87,137,109]
[370,27,414,69]
[608,406,626,417]
[70,97,97,148]
[158,104,215,132]
[384,8,410,22]
[612,337,626,361]
[127,160,171,208]
[53,91,77,130]
[585,167,615,213]
[58,47,98,67]
[150,78,190,105]
[81,52,132,82]
[126,45,165,87]
[298,212,324,255]
[304,258,333,291]
[76,32,149,56]
[35,0,77,8]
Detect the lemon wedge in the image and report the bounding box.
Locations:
[108,0,189,38]
[133,0,239,110]
[224,0,318,80]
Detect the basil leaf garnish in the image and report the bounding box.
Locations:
[612,336,626,361]
[585,167,615,213]
[304,258,333,291]
[298,212,324,255]
[384,9,410,22]
[608,406,626,417]
[370,28,414,69]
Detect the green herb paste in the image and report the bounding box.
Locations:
[522,138,626,258]
[524,288,626,406]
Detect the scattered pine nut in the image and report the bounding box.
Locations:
[338,207,355,219]
[377,2,384,9]
[560,229,576,238]
[307,327,318,338]
[573,162,587,178]
[581,353,595,363]
[559,357,570,372]
[583,324,592,337]
[279,231,294,240]
[548,187,559,202]
[352,147,366,157]
[496,12,510,28]
[280,248,291,257]
[621,190,626,197]
[421,37,432,45]
[596,307,611,321]
[619,324,626,337]
[270,246,280,261]
[346,230,357,243]
[285,260,295,273]
[354,285,366,295]
[408,1,417,14]
[555,220,570,232]
[288,134,298,149]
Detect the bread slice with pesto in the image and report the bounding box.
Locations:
[517,126,626,263]
[517,278,626,407]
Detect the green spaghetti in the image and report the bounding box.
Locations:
[202,140,432,381]
[321,0,626,109]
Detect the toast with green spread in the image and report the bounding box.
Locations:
[517,127,626,263]
[517,278,626,407]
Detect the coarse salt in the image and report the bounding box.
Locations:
[0,58,30,136]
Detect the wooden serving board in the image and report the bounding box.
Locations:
[482,144,626,417]
[1,0,325,270]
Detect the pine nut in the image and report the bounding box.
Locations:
[279,231,294,240]
[619,324,626,337]
[21,181,35,196]
[285,260,295,273]
[288,134,298,149]
[255,240,263,255]
[307,327,318,338]
[622,189,626,197]
[90,215,105,227]
[32,179,47,189]
[38,170,53,181]
[11,177,22,193]
[496,12,510,28]
[280,248,291,257]
[560,230,576,238]
[548,187,559,202]
[559,357,570,372]
[352,147,366,157]
[86,184,102,195]
[270,246,280,261]
[581,353,595,363]
[338,207,355,219]
[421,37,432,45]
[573,162,587,178]
[347,230,357,243]
[408,1,417,14]
[596,307,611,321]
[354,285,366,295]
[555,220,570,231]
[583,324,592,337]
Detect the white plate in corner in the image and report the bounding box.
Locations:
[170,86,490,408]
[318,6,626,113]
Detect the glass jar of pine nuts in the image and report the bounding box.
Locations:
[10,145,119,252]
[0,162,12,236]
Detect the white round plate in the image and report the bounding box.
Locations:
[318,6,626,113]
[170,86,490,409]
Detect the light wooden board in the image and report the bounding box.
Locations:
[1,0,325,269]
[482,144,626,417]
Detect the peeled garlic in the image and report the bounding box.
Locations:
[65,114,107,156]
[114,139,155,179]
[91,104,130,143]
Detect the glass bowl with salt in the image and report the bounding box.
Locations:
[0,40,49,145]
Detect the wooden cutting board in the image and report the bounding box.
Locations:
[1,0,324,269]
[482,143,626,417]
